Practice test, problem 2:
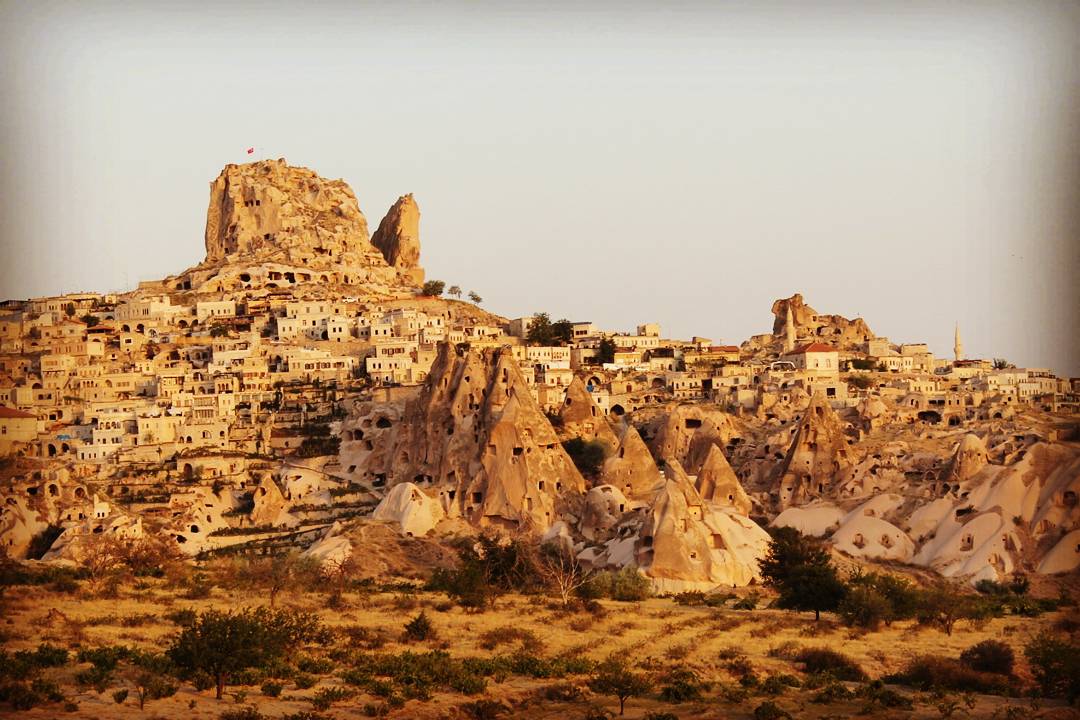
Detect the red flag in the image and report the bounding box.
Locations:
[246,147,254,154]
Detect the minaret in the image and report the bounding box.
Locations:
[784,305,796,354]
[953,322,963,362]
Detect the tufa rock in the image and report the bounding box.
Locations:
[371,193,424,284]
[355,342,586,532]
[774,392,855,508]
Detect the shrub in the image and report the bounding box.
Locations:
[1023,632,1079,702]
[219,708,266,720]
[959,640,1014,675]
[112,688,129,704]
[403,611,436,642]
[857,680,913,710]
[311,686,354,711]
[609,568,651,601]
[658,667,707,702]
[810,681,852,703]
[733,592,759,610]
[753,700,793,720]
[459,699,508,719]
[838,584,891,630]
[478,627,542,652]
[885,655,1011,695]
[294,673,317,689]
[793,648,866,682]
[261,681,283,697]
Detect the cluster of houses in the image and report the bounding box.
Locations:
[0,289,1075,468]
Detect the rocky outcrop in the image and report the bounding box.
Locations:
[943,433,989,486]
[601,425,663,501]
[371,194,423,284]
[745,293,874,354]
[774,393,855,507]
[648,405,743,473]
[181,159,420,293]
[694,444,752,514]
[372,482,445,537]
[636,459,769,592]
[354,343,586,532]
[558,377,618,448]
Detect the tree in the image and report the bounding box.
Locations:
[1024,631,1079,701]
[468,291,482,304]
[562,438,607,478]
[167,607,323,699]
[588,657,652,715]
[597,338,616,365]
[538,542,592,607]
[526,313,554,346]
[448,285,462,299]
[841,571,919,628]
[992,358,1012,369]
[917,583,977,636]
[209,324,230,338]
[551,318,574,345]
[80,314,99,327]
[228,554,319,607]
[421,280,445,297]
[144,342,160,360]
[64,302,75,317]
[759,527,846,620]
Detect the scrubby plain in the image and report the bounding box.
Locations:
[1,553,1077,720]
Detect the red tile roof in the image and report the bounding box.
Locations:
[790,342,837,354]
[0,406,35,419]
[710,345,740,353]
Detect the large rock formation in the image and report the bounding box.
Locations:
[694,444,752,514]
[774,393,855,507]
[641,460,769,592]
[352,343,586,532]
[558,377,619,448]
[177,159,420,293]
[770,293,874,349]
[740,293,874,357]
[371,194,424,284]
[601,425,663,500]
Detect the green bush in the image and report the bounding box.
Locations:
[838,584,891,630]
[112,688,129,704]
[294,673,317,689]
[311,686,354,711]
[609,568,650,601]
[403,611,436,642]
[1024,632,1079,702]
[959,640,1014,675]
[793,648,866,682]
[658,667,708,702]
[260,681,283,697]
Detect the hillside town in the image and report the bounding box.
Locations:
[1,159,1078,594]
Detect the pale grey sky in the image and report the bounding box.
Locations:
[1,1,1077,374]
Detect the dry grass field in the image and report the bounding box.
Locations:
[1,566,1078,720]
